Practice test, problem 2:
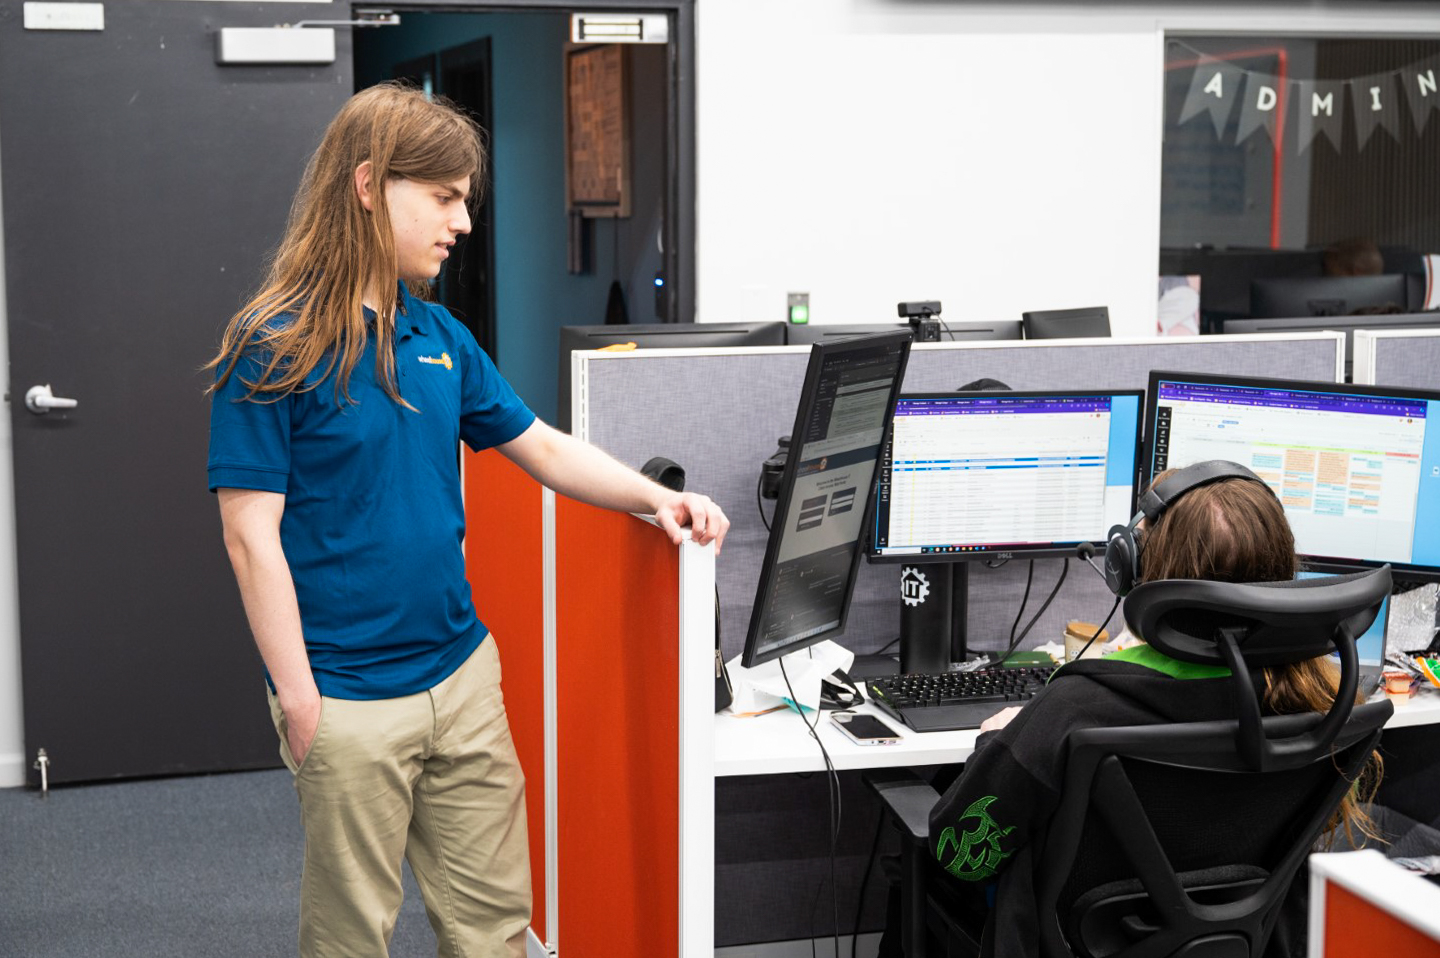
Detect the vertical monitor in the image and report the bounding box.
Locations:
[1146,371,1440,581]
[869,390,1143,562]
[741,332,914,668]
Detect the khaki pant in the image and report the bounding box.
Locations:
[269,636,531,958]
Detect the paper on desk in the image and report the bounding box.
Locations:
[725,639,855,714]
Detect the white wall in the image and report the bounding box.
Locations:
[692,1,1440,337]
[2,0,1438,787]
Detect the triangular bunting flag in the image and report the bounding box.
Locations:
[1178,56,1245,138]
[1295,79,1346,152]
[1349,72,1402,150]
[1236,73,1287,147]
[1403,58,1440,136]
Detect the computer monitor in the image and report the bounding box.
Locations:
[557,321,786,431]
[1221,313,1440,381]
[863,389,1142,671]
[1021,306,1112,340]
[741,331,914,668]
[785,320,1022,346]
[1145,371,1440,583]
[1249,275,1410,319]
[870,390,1143,563]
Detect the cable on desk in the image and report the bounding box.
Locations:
[994,558,1069,665]
[1008,560,1036,651]
[779,653,843,958]
[1071,596,1123,663]
[756,472,772,531]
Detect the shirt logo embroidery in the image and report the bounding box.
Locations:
[418,352,453,371]
[935,795,1015,881]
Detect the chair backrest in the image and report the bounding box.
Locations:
[1034,701,1392,958]
[1021,306,1112,339]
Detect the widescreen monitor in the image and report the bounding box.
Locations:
[1249,274,1409,319]
[869,390,1143,563]
[741,331,913,668]
[1146,371,1440,582]
[557,321,786,431]
[785,320,1021,345]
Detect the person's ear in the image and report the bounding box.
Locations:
[354,161,376,212]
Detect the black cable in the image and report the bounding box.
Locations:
[780,654,842,958]
[1008,560,1036,649]
[995,558,1070,665]
[1071,596,1123,662]
[756,471,772,531]
[851,808,887,958]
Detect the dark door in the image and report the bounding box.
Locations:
[0,1,352,784]
[391,39,497,357]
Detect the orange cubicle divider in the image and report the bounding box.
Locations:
[465,449,683,957]
[555,497,681,957]
[464,449,548,937]
[1321,882,1440,957]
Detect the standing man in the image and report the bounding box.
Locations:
[207,83,727,958]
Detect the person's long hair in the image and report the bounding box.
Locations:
[206,82,486,406]
[1138,473,1383,845]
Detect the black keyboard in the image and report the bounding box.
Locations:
[867,666,1055,733]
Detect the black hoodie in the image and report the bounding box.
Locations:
[927,645,1308,958]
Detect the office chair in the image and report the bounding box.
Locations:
[1021,306,1111,339]
[869,566,1394,958]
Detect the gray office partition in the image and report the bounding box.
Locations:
[575,333,1345,664]
[1352,328,1440,388]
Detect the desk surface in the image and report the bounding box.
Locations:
[715,689,1440,778]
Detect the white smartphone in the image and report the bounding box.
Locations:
[830,711,902,746]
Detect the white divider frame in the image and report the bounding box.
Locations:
[1352,328,1440,387]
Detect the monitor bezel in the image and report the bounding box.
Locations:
[740,331,914,669]
[867,388,1145,565]
[1145,369,1440,583]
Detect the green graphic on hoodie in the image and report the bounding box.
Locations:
[935,794,1015,881]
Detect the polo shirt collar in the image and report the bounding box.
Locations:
[395,281,428,342]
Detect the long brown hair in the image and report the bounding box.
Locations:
[206,82,486,406]
[1139,472,1383,844]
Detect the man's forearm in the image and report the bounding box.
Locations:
[224,530,316,705]
[515,427,668,514]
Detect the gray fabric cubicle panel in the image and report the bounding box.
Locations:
[1369,335,1440,390]
[579,335,1343,662]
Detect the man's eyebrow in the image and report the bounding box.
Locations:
[445,185,468,200]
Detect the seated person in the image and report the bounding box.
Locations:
[921,469,1381,957]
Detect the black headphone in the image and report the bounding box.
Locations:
[1103,460,1277,597]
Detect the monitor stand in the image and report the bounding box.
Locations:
[899,560,969,674]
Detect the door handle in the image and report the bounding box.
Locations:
[24,384,78,414]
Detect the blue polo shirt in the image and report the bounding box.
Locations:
[208,283,535,700]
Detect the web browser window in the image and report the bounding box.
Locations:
[872,392,1141,558]
[1150,377,1440,572]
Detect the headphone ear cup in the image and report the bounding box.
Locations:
[1104,524,1139,597]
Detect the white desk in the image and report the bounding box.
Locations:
[715,698,979,776]
[715,688,1440,778]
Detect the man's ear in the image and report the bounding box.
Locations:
[354,160,376,212]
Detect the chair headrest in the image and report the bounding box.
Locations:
[1123,567,1390,667]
